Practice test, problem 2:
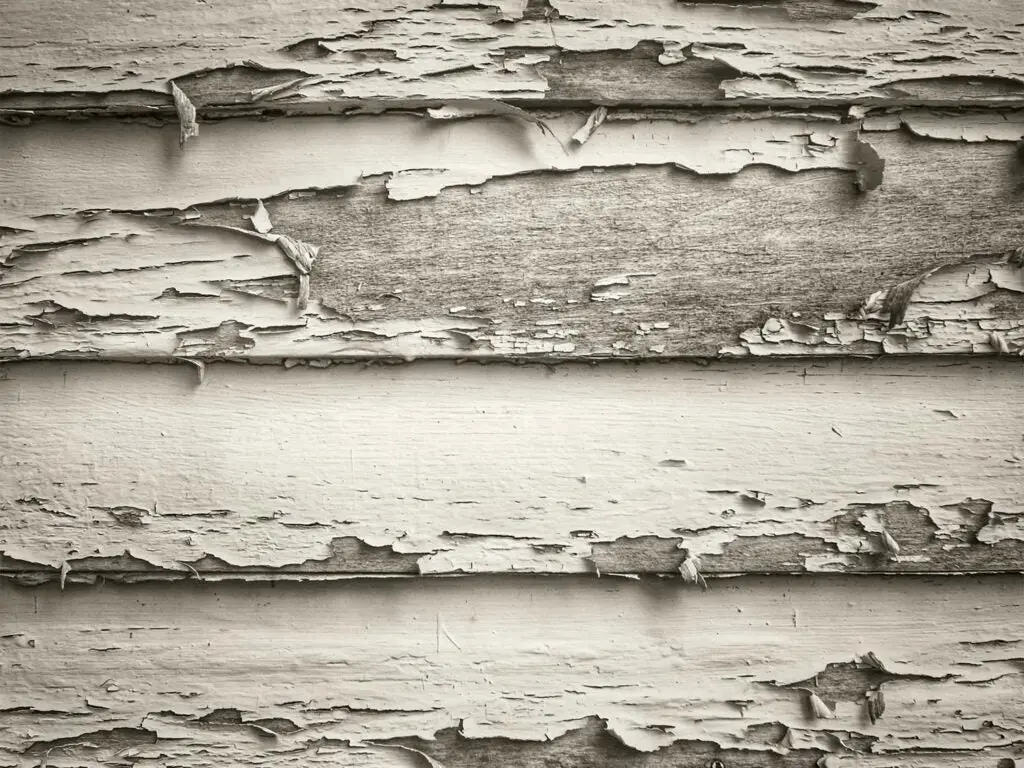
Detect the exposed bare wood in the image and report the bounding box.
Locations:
[3,0,1024,114]
[1,111,1022,361]
[1,358,1022,580]
[3,575,1024,767]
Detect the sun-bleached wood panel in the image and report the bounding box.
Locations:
[3,576,1024,767]
[2,358,1022,580]
[2,110,1023,361]
[3,0,1024,114]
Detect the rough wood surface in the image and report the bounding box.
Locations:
[3,575,1024,767]
[2,110,1022,361]
[2,358,1022,580]
[3,0,1024,114]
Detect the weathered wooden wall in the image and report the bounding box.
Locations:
[3,1,1024,766]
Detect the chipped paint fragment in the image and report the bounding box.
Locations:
[426,100,564,150]
[274,234,319,311]
[169,81,199,149]
[806,691,834,720]
[571,106,608,146]
[250,200,273,234]
[678,554,707,589]
[852,134,884,191]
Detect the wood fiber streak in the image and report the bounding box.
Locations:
[2,0,1024,110]
[1,113,1022,360]
[2,359,1022,578]
[2,576,1024,767]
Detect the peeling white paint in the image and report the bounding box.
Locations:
[3,0,1024,106]
[0,111,878,218]
[1,359,1021,575]
[2,576,1024,766]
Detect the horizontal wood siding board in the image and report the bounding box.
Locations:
[2,111,1023,361]
[3,0,1024,111]
[2,358,1022,579]
[3,575,1024,765]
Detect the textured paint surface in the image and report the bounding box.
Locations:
[2,111,1022,360]
[2,359,1022,579]
[3,0,1024,111]
[2,576,1024,767]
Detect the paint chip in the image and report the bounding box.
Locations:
[678,553,707,589]
[274,235,320,312]
[571,106,608,146]
[866,689,885,723]
[861,651,888,672]
[250,200,273,234]
[658,459,690,468]
[880,528,901,560]
[59,560,71,590]
[426,100,565,151]
[852,135,884,192]
[807,691,834,719]
[169,81,199,149]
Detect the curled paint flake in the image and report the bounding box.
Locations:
[880,528,901,560]
[990,331,1012,355]
[861,651,888,672]
[364,742,446,768]
[250,200,273,234]
[250,76,326,102]
[866,689,886,724]
[275,234,320,312]
[678,553,707,589]
[572,106,608,146]
[862,265,940,327]
[169,81,199,149]
[807,691,834,720]
[852,135,884,192]
[59,560,71,590]
[426,100,566,152]
[178,358,206,385]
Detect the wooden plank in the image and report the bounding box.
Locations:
[3,575,1024,766]
[2,358,1022,580]
[2,110,1022,361]
[3,0,1024,113]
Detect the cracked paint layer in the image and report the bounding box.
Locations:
[2,575,1024,766]
[1,358,1022,579]
[1,110,1022,360]
[3,0,1024,111]
[724,251,1024,356]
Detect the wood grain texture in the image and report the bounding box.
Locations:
[2,110,1022,361]
[3,575,1024,767]
[2,358,1022,580]
[3,0,1024,113]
